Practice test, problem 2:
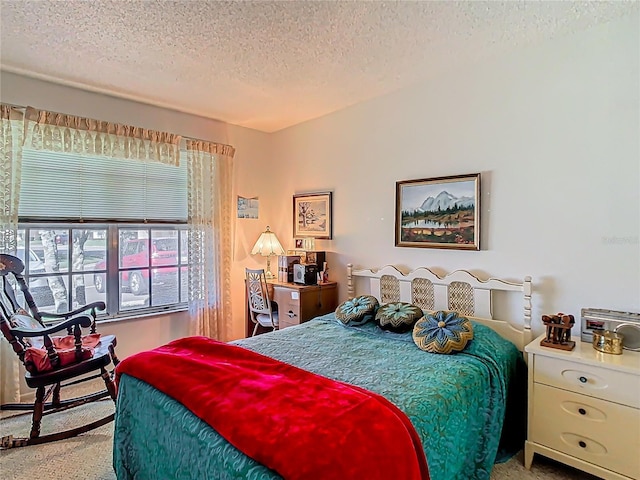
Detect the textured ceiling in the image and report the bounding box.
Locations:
[0,1,636,132]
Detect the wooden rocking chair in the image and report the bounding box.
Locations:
[0,253,119,449]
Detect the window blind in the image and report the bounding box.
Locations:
[18,149,187,222]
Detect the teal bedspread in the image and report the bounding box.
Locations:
[113,314,525,480]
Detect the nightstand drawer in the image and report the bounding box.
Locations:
[534,355,640,408]
[531,383,640,478]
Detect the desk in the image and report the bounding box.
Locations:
[245,280,338,337]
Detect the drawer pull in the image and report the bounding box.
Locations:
[578,376,588,384]
[578,440,587,448]
[560,399,607,421]
[287,311,296,318]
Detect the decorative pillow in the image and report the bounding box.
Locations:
[8,309,101,373]
[375,302,423,333]
[23,333,101,374]
[335,295,379,325]
[9,310,45,347]
[412,310,474,354]
[8,310,42,330]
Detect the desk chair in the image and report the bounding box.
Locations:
[245,268,278,336]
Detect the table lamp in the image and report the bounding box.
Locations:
[251,226,285,279]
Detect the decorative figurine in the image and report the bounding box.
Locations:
[540,313,576,351]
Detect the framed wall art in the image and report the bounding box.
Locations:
[293,192,333,239]
[237,195,259,219]
[395,173,480,250]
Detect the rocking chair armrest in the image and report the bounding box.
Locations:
[39,301,106,320]
[10,315,93,338]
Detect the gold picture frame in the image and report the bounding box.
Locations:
[395,173,480,250]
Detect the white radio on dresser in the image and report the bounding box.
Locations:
[525,334,640,480]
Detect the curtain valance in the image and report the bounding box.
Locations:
[186,139,235,158]
[24,107,182,166]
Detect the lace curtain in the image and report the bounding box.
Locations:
[0,105,23,254]
[24,107,181,165]
[0,104,23,404]
[186,140,235,341]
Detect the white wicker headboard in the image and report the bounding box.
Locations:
[347,264,533,351]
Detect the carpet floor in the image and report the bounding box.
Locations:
[0,382,600,480]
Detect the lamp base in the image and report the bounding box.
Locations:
[265,256,275,279]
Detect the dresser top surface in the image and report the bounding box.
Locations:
[526,334,640,375]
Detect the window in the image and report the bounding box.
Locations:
[17,147,189,319]
[16,225,189,318]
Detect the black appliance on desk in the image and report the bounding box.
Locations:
[290,250,325,285]
[293,263,318,285]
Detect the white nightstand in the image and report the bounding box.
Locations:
[524,334,640,480]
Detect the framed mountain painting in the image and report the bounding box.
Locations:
[395,173,480,250]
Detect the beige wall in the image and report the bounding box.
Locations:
[236,11,640,338]
[2,10,638,349]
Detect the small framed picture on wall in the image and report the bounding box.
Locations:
[293,192,333,239]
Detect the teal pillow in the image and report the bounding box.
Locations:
[375,302,423,333]
[335,295,379,325]
[412,310,474,354]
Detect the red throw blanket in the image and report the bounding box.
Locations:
[116,336,429,480]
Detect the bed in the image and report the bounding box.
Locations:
[113,264,532,480]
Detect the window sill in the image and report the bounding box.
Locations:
[97,305,189,325]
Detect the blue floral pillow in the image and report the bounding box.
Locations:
[375,302,423,333]
[335,295,379,326]
[412,310,474,354]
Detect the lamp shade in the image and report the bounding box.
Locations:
[251,226,285,257]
